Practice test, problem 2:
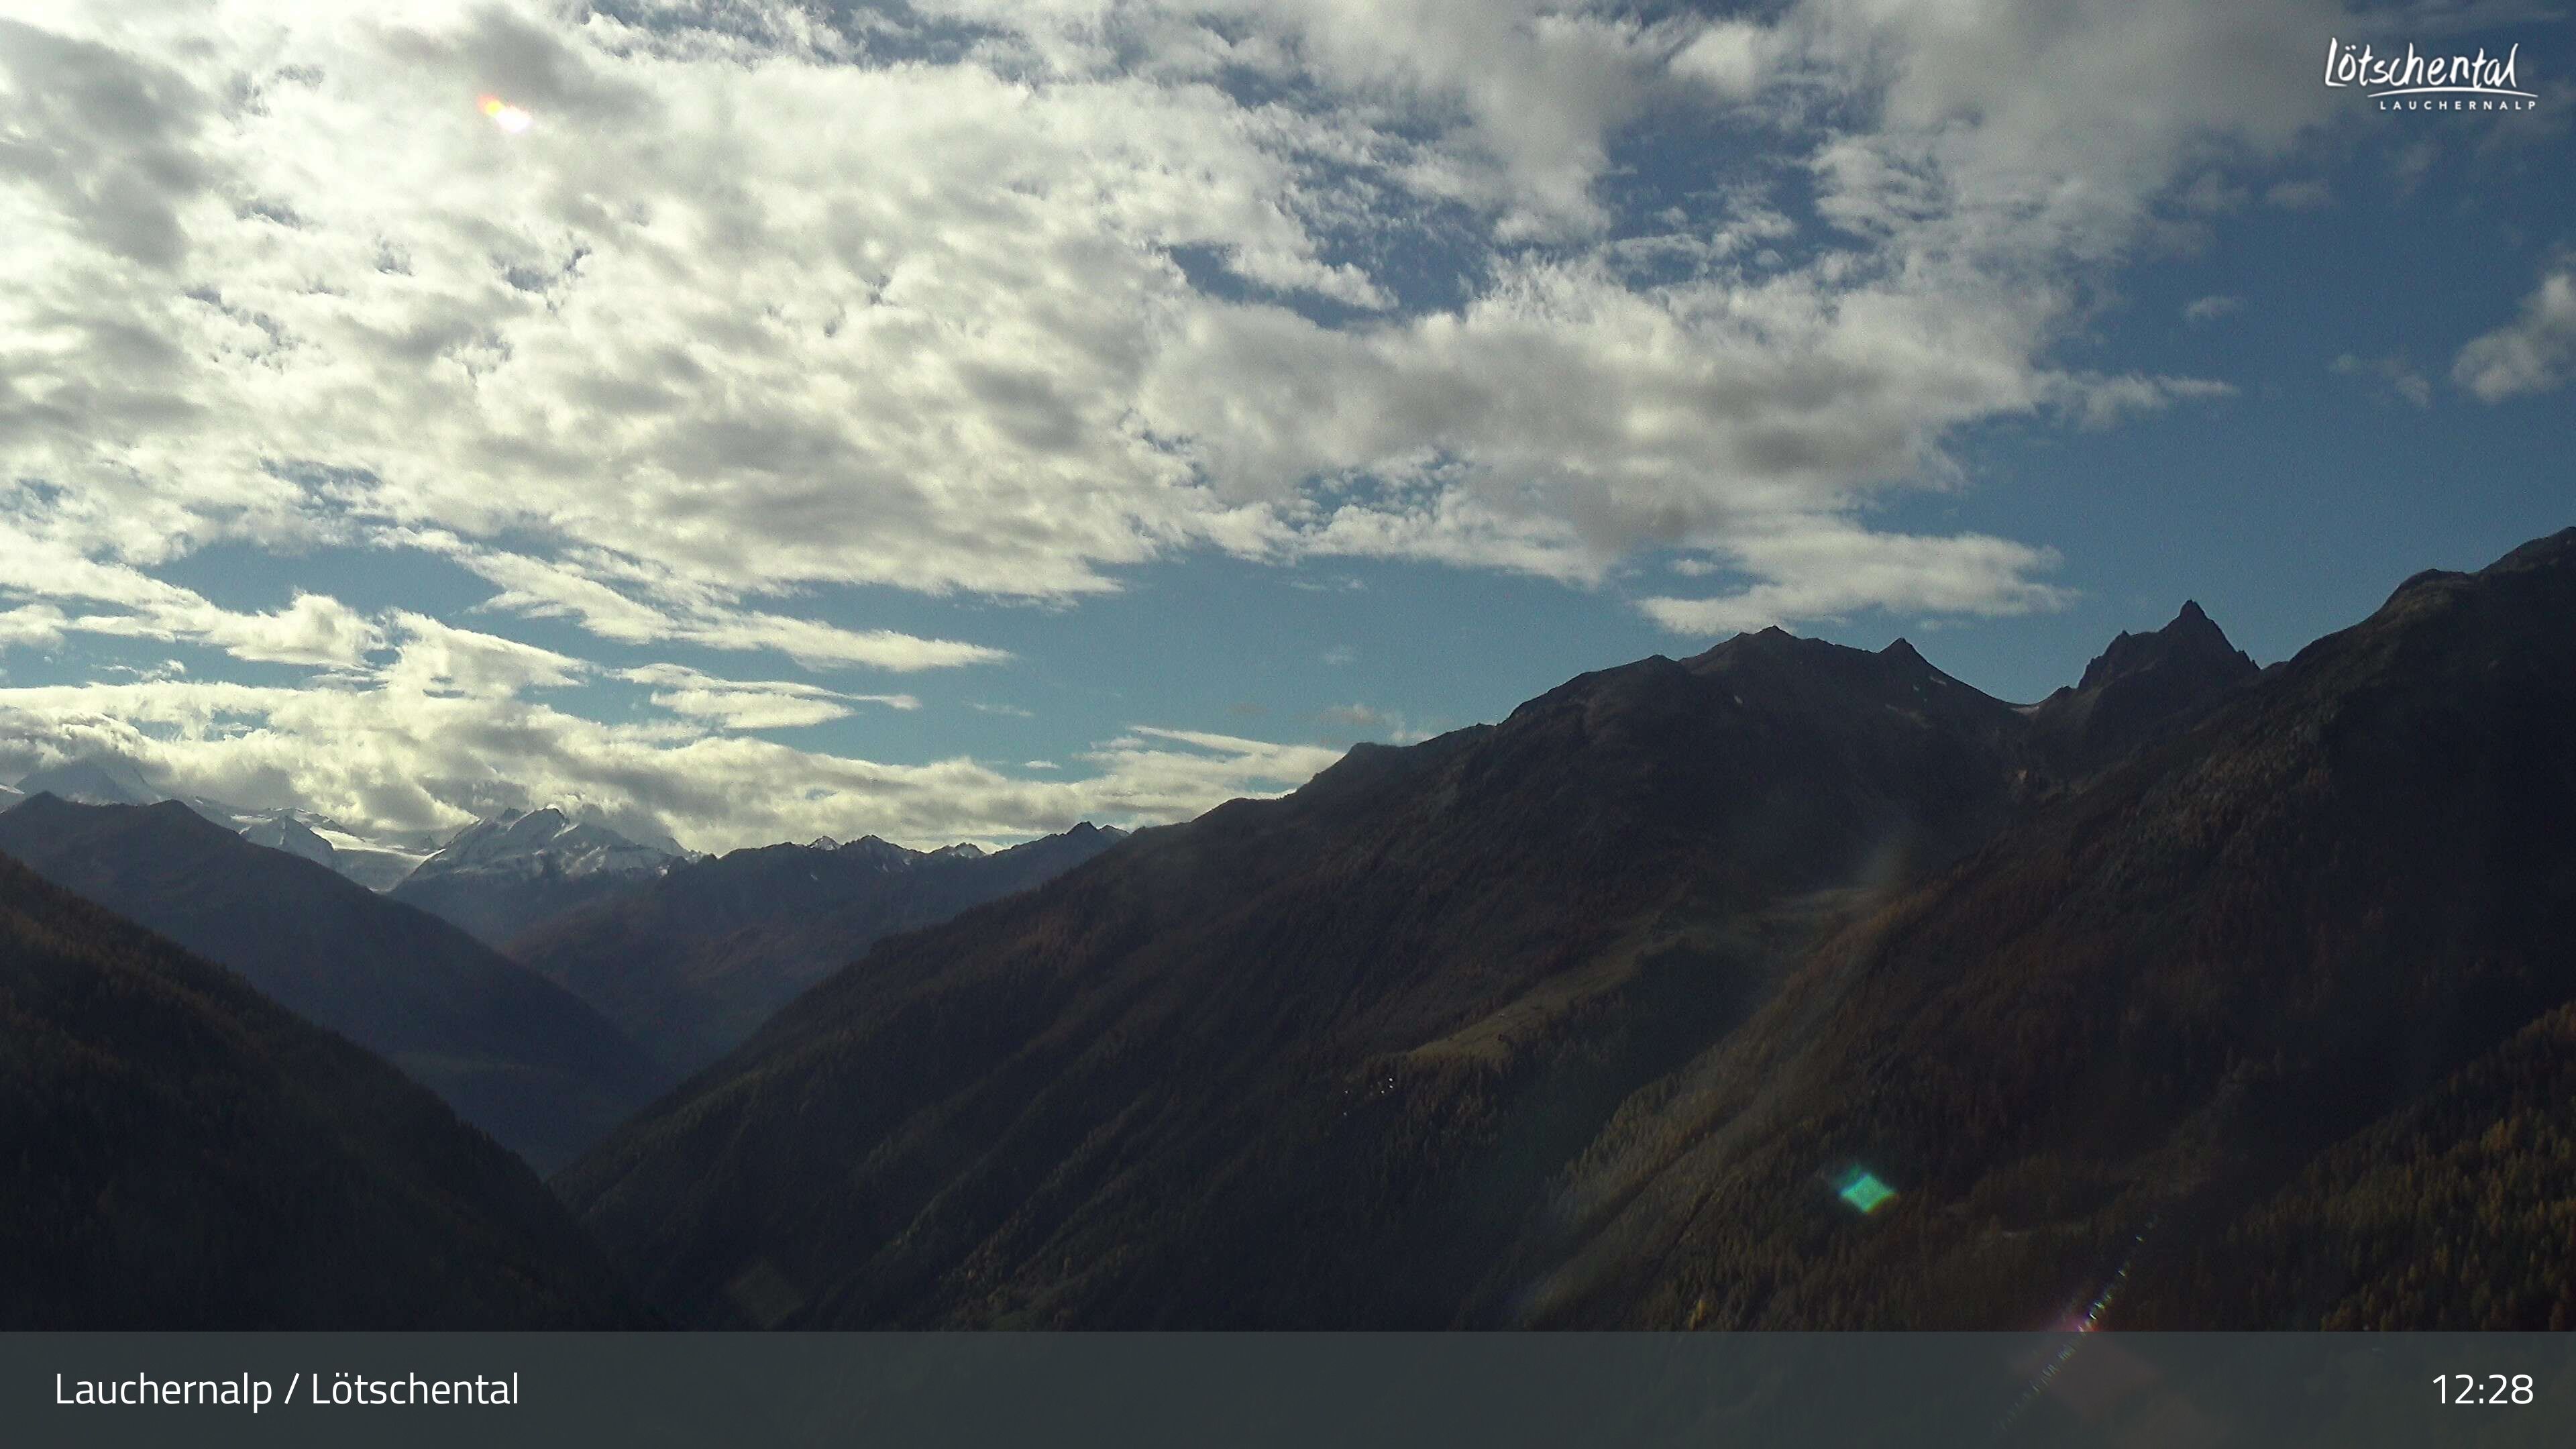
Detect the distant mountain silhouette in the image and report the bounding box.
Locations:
[509,823,1126,1076]
[0,850,641,1328]
[559,529,2576,1330]
[1,759,435,889]
[0,796,667,1171]
[392,807,680,946]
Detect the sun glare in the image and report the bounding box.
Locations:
[478,95,533,135]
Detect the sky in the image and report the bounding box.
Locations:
[1,0,2570,853]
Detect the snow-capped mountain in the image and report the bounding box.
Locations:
[414,808,680,881]
[388,808,683,947]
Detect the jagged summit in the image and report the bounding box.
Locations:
[2074,598,2251,692]
[390,808,680,946]
[2033,600,2261,777]
[413,808,675,880]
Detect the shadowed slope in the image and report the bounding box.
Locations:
[0,851,642,1328]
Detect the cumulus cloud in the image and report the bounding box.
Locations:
[399,535,1010,670]
[2,0,2298,634]
[619,662,918,731]
[2453,269,2576,402]
[0,0,2367,839]
[0,605,68,650]
[1638,526,2072,635]
[0,519,380,666]
[0,19,211,270]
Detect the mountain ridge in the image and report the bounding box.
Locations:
[557,530,2576,1329]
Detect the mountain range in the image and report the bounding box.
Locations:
[555,528,2576,1331]
[0,761,702,906]
[0,796,668,1172]
[0,849,640,1328]
[508,823,1126,1076]
[0,758,439,889]
[5,527,2569,1332]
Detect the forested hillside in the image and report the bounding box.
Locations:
[0,851,642,1328]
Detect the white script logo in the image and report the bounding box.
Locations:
[2323,38,2538,111]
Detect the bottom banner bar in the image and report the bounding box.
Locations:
[5,1332,2571,1448]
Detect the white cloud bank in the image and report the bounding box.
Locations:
[0,0,2357,841]
[0,665,1340,854]
[2,0,2299,630]
[2454,269,2576,402]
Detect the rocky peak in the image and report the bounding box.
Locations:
[2076,600,2254,693]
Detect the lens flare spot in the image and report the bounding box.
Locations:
[478,95,534,135]
[1835,1167,1896,1214]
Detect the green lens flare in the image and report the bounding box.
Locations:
[1836,1168,1895,1214]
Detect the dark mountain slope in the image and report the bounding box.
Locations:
[2147,994,2576,1331]
[0,851,640,1328]
[508,824,1125,1076]
[559,631,2053,1327]
[0,797,666,1171]
[1509,528,2576,1329]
